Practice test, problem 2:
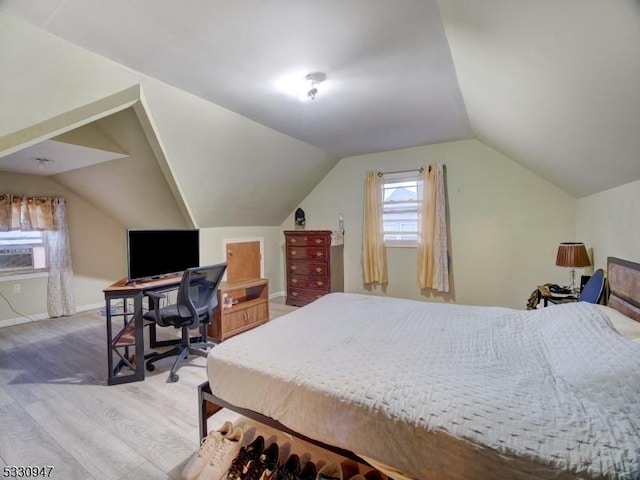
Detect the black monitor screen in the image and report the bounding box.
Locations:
[127,229,199,282]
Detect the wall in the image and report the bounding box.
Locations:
[282,140,576,309]
[0,172,125,325]
[576,179,640,268]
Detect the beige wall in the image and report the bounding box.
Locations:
[282,140,576,309]
[0,172,125,324]
[576,179,640,269]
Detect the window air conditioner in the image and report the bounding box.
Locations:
[0,247,34,272]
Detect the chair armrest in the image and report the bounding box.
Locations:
[146,291,166,300]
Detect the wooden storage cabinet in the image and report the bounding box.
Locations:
[285,230,344,307]
[210,278,269,341]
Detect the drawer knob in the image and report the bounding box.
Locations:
[315,239,321,244]
[292,292,298,296]
[316,267,323,273]
[316,252,323,257]
[291,250,297,256]
[292,279,298,284]
[291,265,297,271]
[290,238,297,243]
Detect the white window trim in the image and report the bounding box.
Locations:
[382,171,419,248]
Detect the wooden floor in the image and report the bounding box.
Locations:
[0,299,296,480]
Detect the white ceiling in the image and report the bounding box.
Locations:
[0,139,127,176]
[1,0,639,197]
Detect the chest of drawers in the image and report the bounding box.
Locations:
[284,230,344,307]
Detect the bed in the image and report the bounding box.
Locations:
[204,257,640,479]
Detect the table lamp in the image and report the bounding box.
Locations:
[556,242,591,293]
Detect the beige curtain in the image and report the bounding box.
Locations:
[0,194,56,231]
[417,164,449,292]
[362,171,388,285]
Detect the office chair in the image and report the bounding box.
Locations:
[144,262,227,382]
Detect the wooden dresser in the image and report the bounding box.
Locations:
[209,278,269,341]
[284,230,344,307]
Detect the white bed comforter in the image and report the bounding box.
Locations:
[207,293,640,480]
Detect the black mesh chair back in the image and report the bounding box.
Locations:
[178,264,227,328]
[144,262,227,382]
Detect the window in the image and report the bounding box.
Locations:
[382,171,419,247]
[0,231,47,275]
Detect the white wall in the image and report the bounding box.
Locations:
[282,140,576,309]
[576,179,640,269]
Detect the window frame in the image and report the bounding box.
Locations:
[381,171,420,248]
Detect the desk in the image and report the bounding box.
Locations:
[103,275,182,385]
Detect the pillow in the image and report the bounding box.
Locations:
[594,304,640,342]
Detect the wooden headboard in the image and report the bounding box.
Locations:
[607,257,640,323]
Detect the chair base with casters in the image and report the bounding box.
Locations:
[142,263,227,383]
[144,323,217,383]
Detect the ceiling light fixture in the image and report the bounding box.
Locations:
[304,72,326,100]
[35,157,53,170]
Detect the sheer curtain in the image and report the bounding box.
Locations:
[417,164,449,292]
[362,171,388,286]
[0,194,75,317]
[45,198,75,317]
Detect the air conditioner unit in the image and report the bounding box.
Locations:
[0,247,34,272]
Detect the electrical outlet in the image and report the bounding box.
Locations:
[13,283,21,294]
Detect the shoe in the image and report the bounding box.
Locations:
[181,421,234,480]
[297,462,316,480]
[316,463,342,480]
[363,472,384,480]
[243,442,279,480]
[272,454,300,480]
[226,435,265,480]
[197,427,244,480]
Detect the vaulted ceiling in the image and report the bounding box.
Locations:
[1,0,639,208]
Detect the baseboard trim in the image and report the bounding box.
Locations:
[269,290,285,300]
[0,301,104,329]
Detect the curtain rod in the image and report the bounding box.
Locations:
[377,166,426,177]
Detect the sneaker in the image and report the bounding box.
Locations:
[272,454,300,480]
[243,442,279,480]
[182,421,234,480]
[226,435,265,480]
[297,462,316,480]
[197,427,244,480]
[363,472,384,480]
[316,463,342,480]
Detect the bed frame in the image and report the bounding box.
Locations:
[607,256,640,322]
[197,256,640,475]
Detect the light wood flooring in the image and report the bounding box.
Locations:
[0,299,296,480]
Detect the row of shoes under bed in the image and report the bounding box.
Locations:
[182,421,390,480]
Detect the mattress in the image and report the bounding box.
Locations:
[206,293,640,480]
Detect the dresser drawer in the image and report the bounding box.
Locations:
[287,288,326,306]
[288,275,330,291]
[287,246,328,261]
[288,261,328,277]
[286,234,328,247]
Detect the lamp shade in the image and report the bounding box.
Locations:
[555,242,591,268]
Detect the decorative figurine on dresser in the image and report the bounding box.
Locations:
[284,230,344,306]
